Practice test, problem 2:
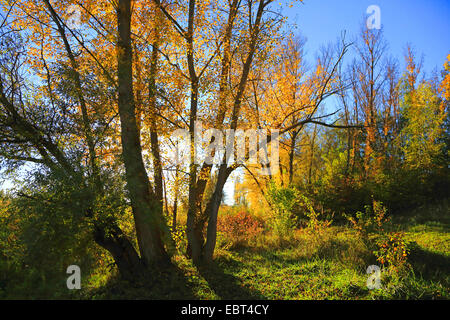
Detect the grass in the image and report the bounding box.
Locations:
[83,219,449,300]
[4,201,448,300]
[190,226,448,300]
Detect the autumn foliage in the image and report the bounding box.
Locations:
[217,211,264,247]
[0,0,448,300]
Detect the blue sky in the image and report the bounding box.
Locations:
[282,0,450,76]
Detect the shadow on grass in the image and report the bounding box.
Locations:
[408,243,450,283]
[238,237,373,271]
[198,262,267,300]
[88,263,197,300]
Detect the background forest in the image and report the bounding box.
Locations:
[0,0,449,299]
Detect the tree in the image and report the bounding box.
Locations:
[116,0,170,268]
[352,25,388,177]
[0,0,169,279]
[398,50,446,172]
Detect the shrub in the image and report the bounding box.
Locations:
[217,211,263,248]
[345,200,411,273]
[169,223,187,253]
[345,199,390,239]
[266,181,299,237]
[299,194,332,234]
[374,231,410,273]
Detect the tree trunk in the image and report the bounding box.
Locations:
[172,165,180,229]
[202,165,231,263]
[117,0,169,267]
[172,193,178,229]
[308,125,317,185]
[149,36,164,209]
[93,223,144,281]
[288,133,296,184]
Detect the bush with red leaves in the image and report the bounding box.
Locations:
[217,211,263,246]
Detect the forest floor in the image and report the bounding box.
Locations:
[85,201,450,300]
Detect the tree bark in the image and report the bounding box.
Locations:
[117,0,169,266]
[202,165,233,263]
[149,32,164,209]
[288,132,297,184]
[93,223,144,281]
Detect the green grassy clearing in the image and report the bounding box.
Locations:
[83,220,449,300]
